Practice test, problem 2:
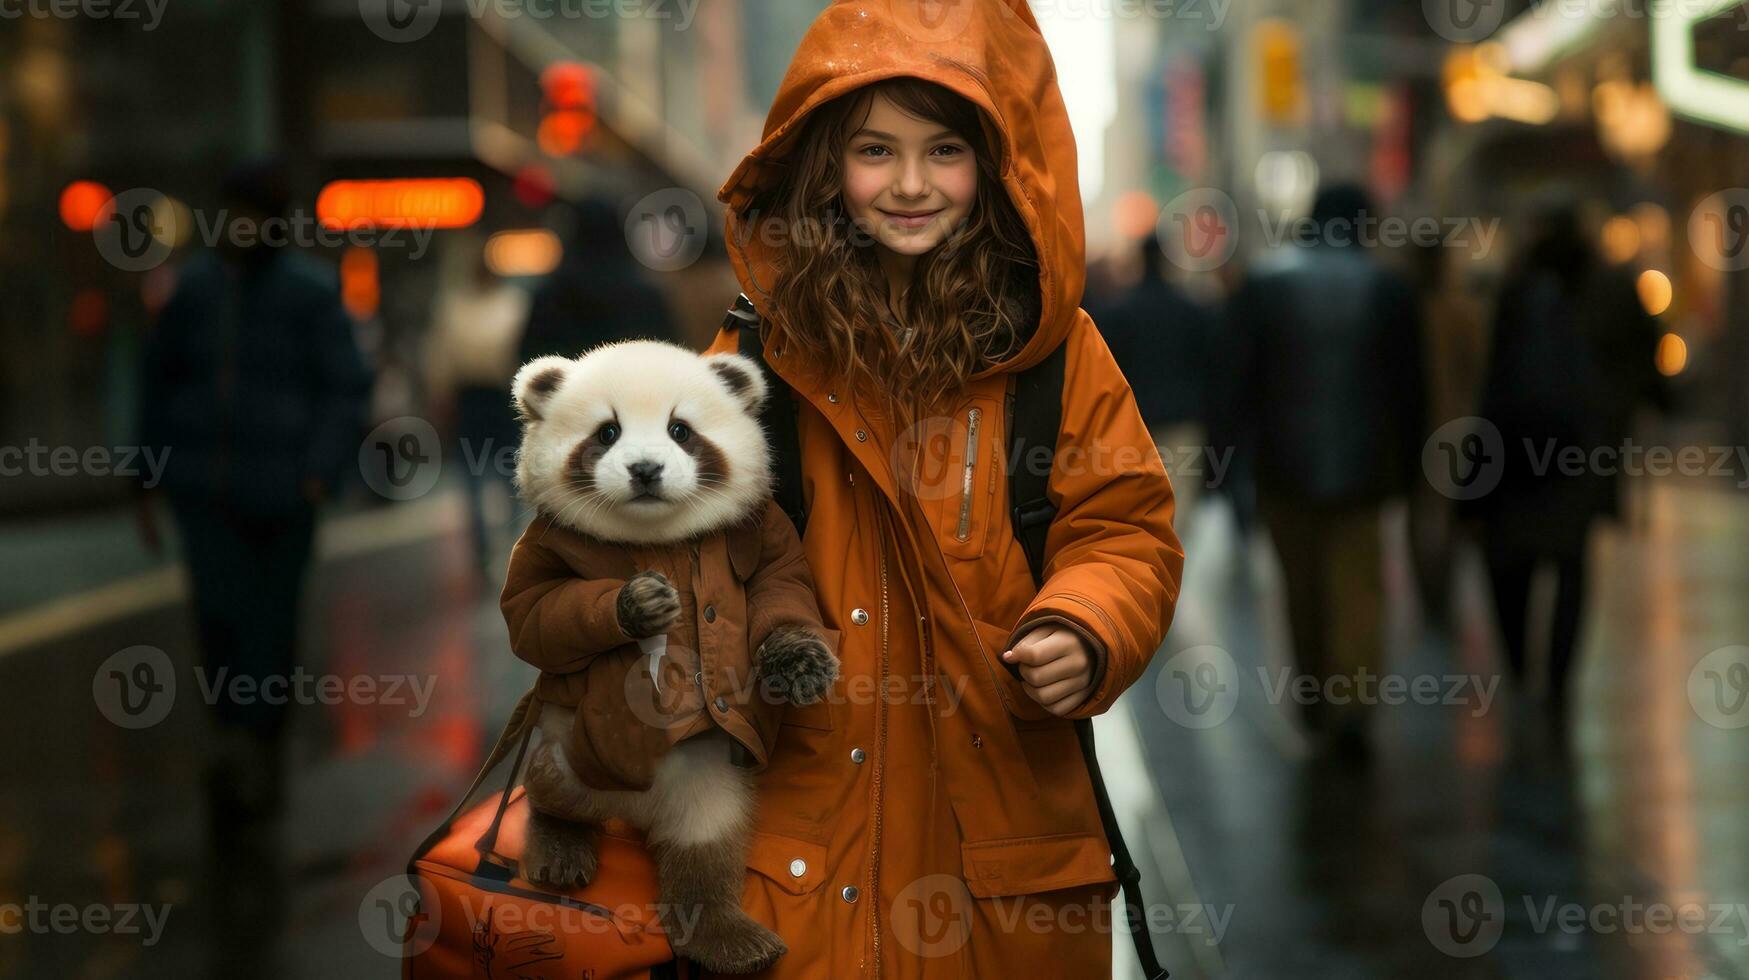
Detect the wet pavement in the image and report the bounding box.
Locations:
[1127,476,1749,980]
[1,474,1746,978]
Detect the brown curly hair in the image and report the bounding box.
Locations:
[741,76,1040,428]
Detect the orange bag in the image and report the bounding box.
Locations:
[401,716,694,979]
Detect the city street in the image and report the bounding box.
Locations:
[4,473,1745,979]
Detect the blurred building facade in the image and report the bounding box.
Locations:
[5,0,1747,516]
[0,0,832,515]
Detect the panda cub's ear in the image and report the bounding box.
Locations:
[706,352,769,414]
[512,355,574,423]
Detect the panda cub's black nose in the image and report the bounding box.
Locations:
[628,461,664,487]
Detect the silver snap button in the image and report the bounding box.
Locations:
[841,885,859,903]
[789,858,807,878]
[694,670,705,688]
[713,696,729,713]
[854,429,867,442]
[851,608,869,626]
[703,604,716,623]
[850,747,866,764]
[828,392,839,403]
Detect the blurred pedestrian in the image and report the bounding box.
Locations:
[1406,237,1489,628]
[518,196,679,360]
[1089,231,1215,519]
[1463,205,1662,728]
[136,159,372,824]
[425,238,528,578]
[1226,182,1427,755]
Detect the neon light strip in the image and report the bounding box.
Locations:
[1652,0,1749,134]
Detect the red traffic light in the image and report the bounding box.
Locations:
[541,61,595,112]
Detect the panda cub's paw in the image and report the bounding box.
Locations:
[617,570,681,638]
[757,625,840,706]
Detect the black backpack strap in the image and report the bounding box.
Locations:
[727,294,809,536]
[1004,342,1170,980]
[1005,342,1068,586]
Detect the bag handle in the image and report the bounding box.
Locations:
[470,718,536,879]
[406,692,537,871]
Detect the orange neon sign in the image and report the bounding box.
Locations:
[315,178,484,230]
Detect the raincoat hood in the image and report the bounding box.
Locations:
[716,0,1085,376]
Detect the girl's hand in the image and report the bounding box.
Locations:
[1001,623,1094,716]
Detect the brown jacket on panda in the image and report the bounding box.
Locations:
[502,497,838,793]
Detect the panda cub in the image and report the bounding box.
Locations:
[501,339,839,974]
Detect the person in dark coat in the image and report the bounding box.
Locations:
[1464,205,1662,726]
[1226,183,1427,754]
[1089,231,1214,517]
[518,196,680,361]
[136,160,373,820]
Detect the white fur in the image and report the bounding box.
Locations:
[531,702,753,846]
[512,340,771,545]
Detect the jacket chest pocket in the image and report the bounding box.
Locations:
[904,395,1003,560]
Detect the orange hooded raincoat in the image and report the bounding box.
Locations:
[701,1,1184,976]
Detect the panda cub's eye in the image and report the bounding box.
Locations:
[597,423,621,445]
[668,421,692,443]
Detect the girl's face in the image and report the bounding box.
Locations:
[840,92,978,258]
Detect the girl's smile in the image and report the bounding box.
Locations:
[876,207,946,231]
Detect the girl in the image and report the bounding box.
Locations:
[702,1,1183,975]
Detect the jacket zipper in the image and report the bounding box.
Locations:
[689,541,702,693]
[955,407,982,541]
[869,507,891,978]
